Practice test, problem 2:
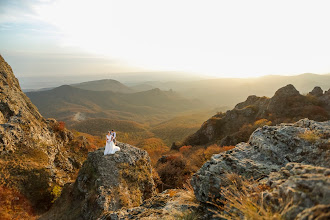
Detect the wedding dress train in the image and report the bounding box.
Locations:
[104,135,120,155]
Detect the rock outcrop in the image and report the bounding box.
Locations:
[183,84,329,147]
[0,55,91,212]
[264,163,330,219]
[309,86,324,97]
[41,142,156,220]
[191,119,330,219]
[99,189,200,220]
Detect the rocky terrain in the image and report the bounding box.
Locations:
[41,142,156,220]
[183,84,330,147]
[1,54,329,219]
[43,119,330,220]
[0,55,93,215]
[191,119,330,219]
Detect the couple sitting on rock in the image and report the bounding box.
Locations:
[104,130,120,155]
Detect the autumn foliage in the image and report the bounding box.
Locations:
[156,144,234,190]
[52,121,66,132]
[0,186,35,220]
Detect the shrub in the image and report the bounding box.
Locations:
[179,145,192,154]
[299,130,321,143]
[0,186,35,220]
[204,145,235,159]
[53,121,65,132]
[157,154,190,189]
[254,119,272,127]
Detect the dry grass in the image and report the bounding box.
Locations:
[215,173,291,220]
[299,130,321,143]
[0,186,36,220]
[176,210,200,220]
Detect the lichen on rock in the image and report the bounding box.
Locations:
[191,119,330,219]
[41,142,156,220]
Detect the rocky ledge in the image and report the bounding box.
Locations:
[41,142,156,220]
[191,119,330,219]
[99,189,200,220]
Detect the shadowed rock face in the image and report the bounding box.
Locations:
[0,55,91,212]
[309,86,324,97]
[183,84,330,147]
[41,142,156,220]
[191,119,330,219]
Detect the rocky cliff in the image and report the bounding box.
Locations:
[41,142,156,220]
[191,119,330,219]
[183,84,330,147]
[0,55,92,214]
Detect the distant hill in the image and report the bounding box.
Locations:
[71,79,135,93]
[137,73,330,107]
[26,86,202,124]
[128,83,156,92]
[182,84,330,147]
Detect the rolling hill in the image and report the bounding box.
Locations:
[71,79,135,93]
[25,85,203,124]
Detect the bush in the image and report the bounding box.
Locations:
[0,186,35,220]
[157,154,190,189]
[299,130,321,143]
[179,145,192,154]
[53,121,65,132]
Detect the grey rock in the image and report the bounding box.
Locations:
[263,163,330,220]
[191,119,330,203]
[99,189,200,220]
[0,55,91,210]
[41,142,156,220]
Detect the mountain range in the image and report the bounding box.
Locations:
[182,84,330,147]
[26,85,202,124]
[24,73,330,109]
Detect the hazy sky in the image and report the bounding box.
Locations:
[1,0,330,79]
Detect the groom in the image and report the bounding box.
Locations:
[111,129,116,144]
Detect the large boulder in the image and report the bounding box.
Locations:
[41,142,156,220]
[191,119,330,203]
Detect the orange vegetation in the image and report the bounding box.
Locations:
[0,186,35,220]
[156,144,235,190]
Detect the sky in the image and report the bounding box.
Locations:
[1,0,330,83]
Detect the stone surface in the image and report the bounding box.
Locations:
[191,119,330,203]
[309,86,324,97]
[99,189,199,220]
[41,142,156,220]
[0,55,92,211]
[295,204,330,220]
[263,163,330,219]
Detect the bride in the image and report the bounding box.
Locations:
[104,131,120,155]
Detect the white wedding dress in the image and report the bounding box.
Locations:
[104,135,120,155]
